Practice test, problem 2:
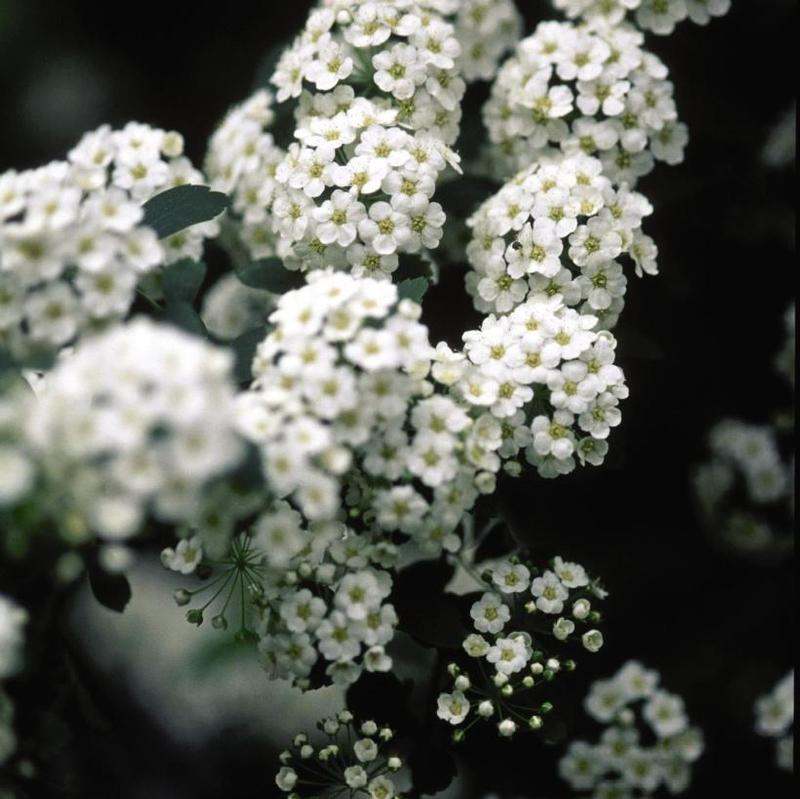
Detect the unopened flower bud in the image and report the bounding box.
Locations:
[173,589,191,606]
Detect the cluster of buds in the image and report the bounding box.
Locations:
[276,710,403,798]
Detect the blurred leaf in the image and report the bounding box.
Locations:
[236,258,304,293]
[231,325,268,383]
[0,345,55,375]
[398,276,430,304]
[161,259,207,304]
[164,299,208,338]
[87,565,131,613]
[142,185,228,240]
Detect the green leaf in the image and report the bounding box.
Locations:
[398,276,429,304]
[87,565,131,613]
[161,259,207,304]
[236,258,305,293]
[231,325,268,384]
[0,347,15,375]
[142,185,228,240]
[164,299,208,338]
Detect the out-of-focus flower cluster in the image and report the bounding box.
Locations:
[205,90,286,262]
[0,595,26,766]
[437,554,606,739]
[553,0,730,36]
[275,710,403,798]
[560,660,704,796]
[694,304,794,556]
[754,671,794,773]
[483,19,687,182]
[200,273,273,341]
[0,123,216,357]
[1,318,244,542]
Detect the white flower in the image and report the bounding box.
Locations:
[161,536,203,575]
[313,190,367,246]
[492,561,531,594]
[553,556,590,588]
[531,570,569,614]
[373,44,427,100]
[553,617,576,640]
[582,629,604,653]
[487,635,529,675]
[470,592,511,634]
[437,691,469,724]
[344,765,369,789]
[358,201,412,255]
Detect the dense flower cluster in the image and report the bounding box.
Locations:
[253,513,398,688]
[465,152,656,325]
[560,661,704,795]
[754,671,794,773]
[0,122,218,356]
[275,710,403,798]
[273,1,464,138]
[694,304,794,555]
[483,19,688,182]
[205,89,287,262]
[553,0,731,36]
[4,318,244,541]
[200,273,273,340]
[438,297,629,477]
[236,270,433,520]
[165,520,398,688]
[268,0,466,274]
[437,554,606,739]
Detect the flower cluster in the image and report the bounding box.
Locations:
[755,671,794,773]
[437,554,606,739]
[694,419,794,552]
[694,305,794,556]
[275,710,403,798]
[236,269,434,520]
[200,273,273,340]
[553,0,730,36]
[452,0,522,82]
[167,508,399,689]
[205,89,287,261]
[482,19,688,183]
[269,1,465,274]
[465,152,656,325]
[273,1,464,139]
[0,122,218,357]
[253,512,398,688]
[8,318,243,541]
[560,661,704,796]
[437,296,629,477]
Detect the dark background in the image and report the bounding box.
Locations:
[0,0,795,797]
